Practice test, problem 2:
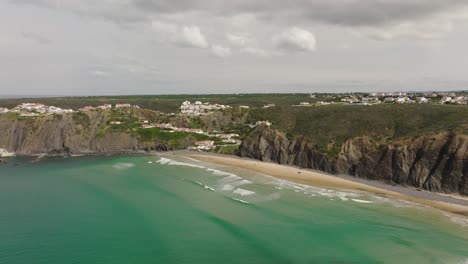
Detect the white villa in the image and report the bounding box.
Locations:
[416,97,429,104]
[194,140,215,150]
[395,97,415,104]
[116,103,131,108]
[8,103,73,115]
[180,101,230,116]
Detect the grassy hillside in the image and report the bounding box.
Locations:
[2,95,467,155]
[247,104,468,154]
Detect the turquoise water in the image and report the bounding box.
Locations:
[0,155,467,264]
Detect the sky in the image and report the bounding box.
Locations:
[1,0,468,96]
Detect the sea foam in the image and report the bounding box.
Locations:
[206,168,237,177]
[351,199,374,204]
[112,163,136,170]
[233,188,256,196]
[231,198,249,204]
[156,157,206,169]
[194,181,215,192]
[444,213,468,229]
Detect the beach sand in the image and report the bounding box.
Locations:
[175,153,468,218]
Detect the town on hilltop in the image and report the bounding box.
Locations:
[0,91,466,152]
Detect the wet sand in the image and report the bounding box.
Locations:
[174,152,468,218]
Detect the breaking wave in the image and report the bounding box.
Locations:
[351,199,374,204]
[194,181,215,192]
[444,213,468,229]
[231,198,249,204]
[206,168,237,177]
[112,163,135,170]
[233,188,256,196]
[156,157,206,169]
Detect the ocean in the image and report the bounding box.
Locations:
[0,155,467,264]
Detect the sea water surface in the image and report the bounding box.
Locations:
[0,155,467,264]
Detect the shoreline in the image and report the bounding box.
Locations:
[4,150,468,218]
[170,151,468,218]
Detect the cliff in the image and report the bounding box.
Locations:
[0,111,171,155]
[238,127,468,195]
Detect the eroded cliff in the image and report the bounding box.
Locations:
[0,112,171,155]
[238,126,468,195]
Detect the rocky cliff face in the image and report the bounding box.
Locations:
[238,127,468,195]
[0,112,171,155]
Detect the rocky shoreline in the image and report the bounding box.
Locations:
[238,127,468,196]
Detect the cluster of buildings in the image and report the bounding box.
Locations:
[139,121,242,150]
[305,92,467,106]
[151,123,240,140]
[369,92,408,97]
[180,101,231,116]
[339,95,430,105]
[189,141,216,151]
[439,96,468,105]
[366,92,467,105]
[0,102,144,117]
[79,103,139,112]
[0,103,74,117]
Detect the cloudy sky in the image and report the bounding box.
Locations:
[1,0,468,96]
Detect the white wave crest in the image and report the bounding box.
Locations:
[194,181,215,192]
[233,188,256,196]
[112,163,135,170]
[206,168,237,177]
[232,198,249,204]
[156,158,206,169]
[444,213,468,229]
[221,184,235,191]
[351,199,374,204]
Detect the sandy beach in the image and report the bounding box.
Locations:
[174,152,468,218]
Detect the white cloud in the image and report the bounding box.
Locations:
[152,22,208,49]
[273,27,317,52]
[178,26,208,48]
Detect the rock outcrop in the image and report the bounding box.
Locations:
[0,112,171,155]
[238,126,468,195]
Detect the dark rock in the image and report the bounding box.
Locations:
[238,127,468,196]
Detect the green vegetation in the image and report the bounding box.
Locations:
[136,127,211,148]
[4,112,19,120]
[72,112,91,127]
[248,104,468,156]
[108,110,140,132]
[214,145,239,155]
[1,94,467,156]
